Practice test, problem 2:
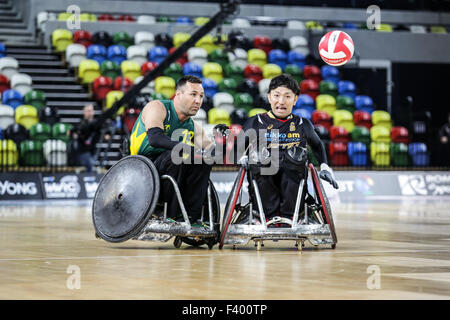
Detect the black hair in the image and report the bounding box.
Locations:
[176,75,203,90]
[268,74,300,96]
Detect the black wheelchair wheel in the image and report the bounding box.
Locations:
[309,163,337,249]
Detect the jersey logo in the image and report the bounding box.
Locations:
[290,122,296,132]
[164,124,171,132]
[130,121,147,155]
[267,124,273,130]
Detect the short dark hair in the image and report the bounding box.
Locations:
[268,74,300,96]
[176,75,203,90]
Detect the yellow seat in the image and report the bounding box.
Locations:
[202,62,223,84]
[262,63,282,79]
[195,34,216,54]
[376,24,393,32]
[316,94,337,117]
[105,90,125,115]
[0,139,18,166]
[248,108,267,117]
[52,29,73,52]
[333,109,354,133]
[57,12,72,21]
[120,60,141,81]
[370,125,391,143]
[194,17,210,26]
[15,105,38,130]
[80,13,97,21]
[430,26,447,34]
[247,48,267,68]
[78,59,101,84]
[208,107,230,126]
[155,76,176,99]
[305,21,323,30]
[370,142,390,166]
[372,110,392,130]
[173,32,190,48]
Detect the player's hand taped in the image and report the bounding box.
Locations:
[319,163,339,189]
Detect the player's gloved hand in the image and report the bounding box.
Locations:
[213,124,229,137]
[319,163,339,189]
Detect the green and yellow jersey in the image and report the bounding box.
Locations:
[129,99,195,158]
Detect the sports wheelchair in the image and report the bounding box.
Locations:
[92,155,221,249]
[219,147,337,251]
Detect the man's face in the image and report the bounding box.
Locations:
[176,82,204,117]
[267,86,298,118]
[83,105,94,120]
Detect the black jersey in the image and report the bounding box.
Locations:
[239,111,328,165]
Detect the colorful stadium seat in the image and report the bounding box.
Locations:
[262,63,282,79]
[333,109,354,133]
[303,65,322,83]
[10,73,32,96]
[391,126,410,145]
[370,125,391,143]
[163,63,183,82]
[20,140,44,166]
[376,24,393,32]
[173,32,190,48]
[137,15,156,24]
[194,17,209,26]
[0,104,14,129]
[315,94,336,117]
[113,32,133,48]
[208,107,231,126]
[224,64,244,84]
[258,78,271,97]
[196,35,216,54]
[203,62,223,84]
[284,64,302,83]
[370,142,390,166]
[228,48,248,69]
[176,16,193,25]
[169,47,188,66]
[24,90,46,110]
[123,107,141,133]
[294,94,315,112]
[287,50,306,70]
[0,57,19,79]
[134,31,155,51]
[66,43,87,68]
[92,76,113,100]
[287,20,306,30]
[15,105,38,130]
[218,78,238,96]
[141,61,158,76]
[127,45,147,66]
[78,59,101,84]
[87,44,107,64]
[30,122,51,142]
[187,47,208,67]
[113,76,133,92]
[408,142,429,166]
[329,126,350,143]
[338,80,356,100]
[268,49,288,71]
[155,33,173,49]
[121,60,141,81]
[351,126,371,145]
[247,48,267,68]
[430,26,447,34]
[390,142,408,166]
[312,110,332,130]
[248,108,267,117]
[293,108,312,120]
[329,141,348,166]
[213,92,234,114]
[319,80,338,98]
[98,14,115,21]
[52,29,73,52]
[92,31,113,48]
[105,90,125,115]
[306,21,323,30]
[0,139,18,166]
[253,35,272,55]
[2,89,23,109]
[202,78,218,98]
[52,122,72,142]
[233,93,253,112]
[100,60,121,80]
[289,36,309,56]
[336,95,355,113]
[300,79,319,100]
[244,64,263,83]
[348,142,368,166]
[209,49,229,69]
[155,76,176,99]
[43,139,67,166]
[354,110,372,129]
[107,45,127,65]
[0,74,10,93]
[183,62,203,78]
[372,110,392,130]
[38,106,59,126]
[133,76,154,94]
[321,65,340,85]
[73,30,93,48]
[149,46,168,64]
[80,13,97,22]
[237,79,259,99]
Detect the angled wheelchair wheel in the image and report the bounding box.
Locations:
[180,180,221,249]
[219,167,247,249]
[308,163,337,249]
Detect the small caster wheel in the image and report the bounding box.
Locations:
[207,241,214,250]
[173,236,182,248]
[331,243,336,249]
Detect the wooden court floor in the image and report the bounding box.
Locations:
[1,198,450,300]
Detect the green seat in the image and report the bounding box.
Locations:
[157,16,172,23]
[351,126,371,146]
[163,63,183,82]
[52,123,72,142]
[30,123,52,142]
[24,90,46,110]
[113,32,133,48]
[100,60,121,80]
[390,142,408,166]
[218,78,238,96]
[336,95,355,113]
[233,92,254,112]
[209,49,229,69]
[20,140,45,166]
[319,80,338,97]
[224,64,244,85]
[284,64,303,83]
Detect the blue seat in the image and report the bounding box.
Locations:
[321,65,340,85]
[107,45,127,65]
[183,62,203,78]
[348,142,368,166]
[338,80,356,100]
[408,142,429,166]
[2,89,23,109]
[149,46,168,64]
[355,95,374,114]
[343,22,359,30]
[268,49,287,71]
[176,16,193,25]
[293,108,312,120]
[294,94,315,110]
[202,78,218,98]
[87,44,107,64]
[0,43,5,58]
[287,51,306,70]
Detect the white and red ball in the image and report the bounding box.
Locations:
[318,30,354,66]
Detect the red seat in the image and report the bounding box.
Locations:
[312,110,332,130]
[113,76,133,92]
[300,79,319,100]
[391,126,410,144]
[303,65,322,84]
[141,61,158,76]
[123,107,141,133]
[92,76,113,100]
[354,110,372,129]
[73,30,92,48]
[98,14,116,21]
[329,141,349,166]
[169,47,188,66]
[118,15,136,22]
[253,35,272,55]
[244,64,263,83]
[329,125,350,143]
[0,74,10,93]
